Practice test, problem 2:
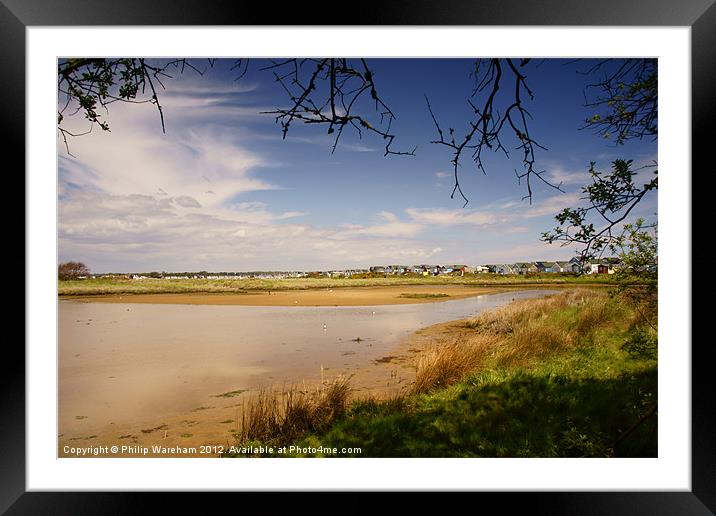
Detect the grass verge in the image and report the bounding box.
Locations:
[399,292,450,299]
[226,288,657,457]
[58,273,623,296]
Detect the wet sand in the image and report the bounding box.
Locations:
[58,288,557,457]
[67,285,509,306]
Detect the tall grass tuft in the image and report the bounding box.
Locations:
[411,289,617,393]
[237,376,350,446]
[409,335,499,395]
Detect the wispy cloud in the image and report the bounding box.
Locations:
[517,192,583,219]
[338,143,377,153]
[405,207,504,227]
[545,165,588,187]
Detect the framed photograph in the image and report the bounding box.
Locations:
[8,0,708,512]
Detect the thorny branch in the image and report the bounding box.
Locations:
[230,59,250,81]
[259,58,416,157]
[425,58,561,207]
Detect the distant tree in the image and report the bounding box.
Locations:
[58,261,90,280]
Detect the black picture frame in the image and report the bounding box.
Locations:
[6,0,706,513]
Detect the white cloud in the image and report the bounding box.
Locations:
[518,192,583,218]
[405,207,504,227]
[59,104,275,213]
[338,143,376,153]
[545,165,588,186]
[339,220,424,239]
[173,196,202,208]
[377,211,398,222]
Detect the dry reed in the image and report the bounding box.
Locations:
[238,376,350,444]
[410,289,613,394]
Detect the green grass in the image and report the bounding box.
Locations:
[58,273,622,296]
[190,406,214,412]
[299,369,656,458]
[399,292,450,299]
[213,389,247,398]
[226,289,657,458]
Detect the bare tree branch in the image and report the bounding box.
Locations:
[259,58,416,157]
[425,58,559,206]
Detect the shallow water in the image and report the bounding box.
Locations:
[58,289,557,451]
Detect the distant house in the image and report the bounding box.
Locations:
[370,266,386,274]
[551,262,566,273]
[514,262,538,274]
[470,265,490,274]
[494,264,515,275]
[345,269,368,277]
[604,257,623,270]
[568,256,609,274]
[593,261,610,274]
[584,258,621,274]
[535,261,556,273]
[553,261,580,273]
[410,264,431,276]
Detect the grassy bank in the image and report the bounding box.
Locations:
[59,273,620,296]
[226,288,657,458]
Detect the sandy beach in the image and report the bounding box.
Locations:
[67,285,512,306]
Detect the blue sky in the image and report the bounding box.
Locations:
[58,58,657,273]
